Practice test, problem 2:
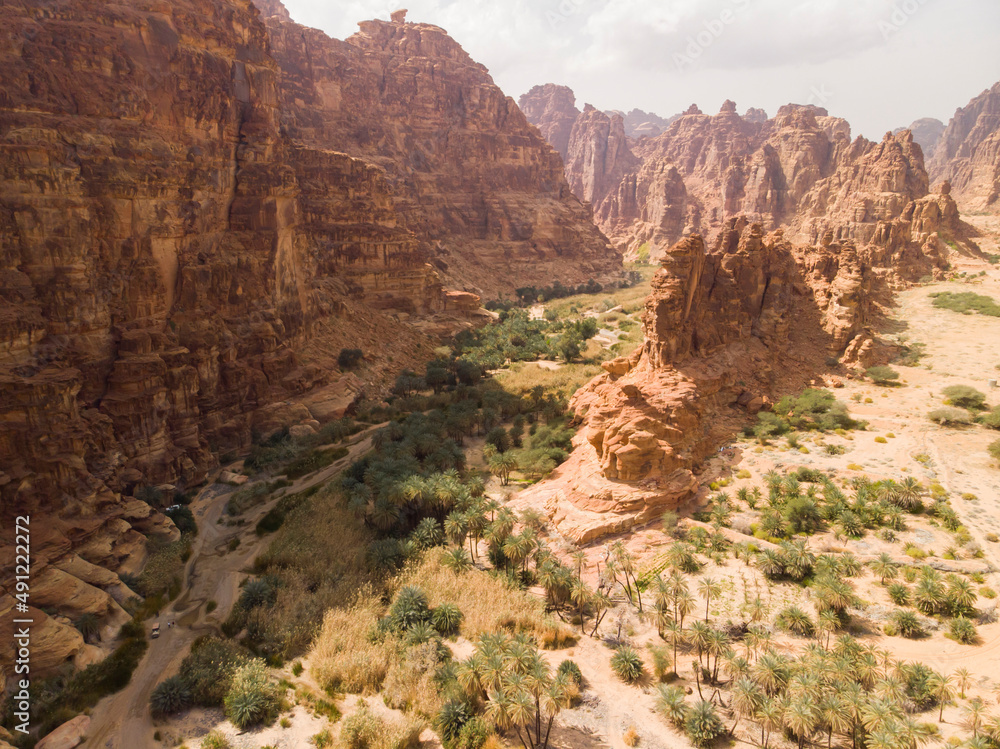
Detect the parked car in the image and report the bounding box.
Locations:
[151,622,160,639]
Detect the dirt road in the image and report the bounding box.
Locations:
[83,430,377,748]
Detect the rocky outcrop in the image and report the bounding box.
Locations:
[929,81,1000,212]
[521,87,964,262]
[261,14,619,297]
[564,107,641,208]
[0,0,619,678]
[610,108,680,139]
[896,118,945,156]
[519,84,580,161]
[526,181,976,543]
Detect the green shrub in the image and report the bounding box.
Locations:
[557,659,584,686]
[611,646,645,684]
[224,660,281,729]
[931,291,1000,317]
[949,616,978,644]
[684,700,726,747]
[179,637,249,706]
[942,385,987,410]
[150,675,191,717]
[867,366,900,385]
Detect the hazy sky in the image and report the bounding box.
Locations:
[279,0,1000,140]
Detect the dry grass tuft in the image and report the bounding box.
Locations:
[396,553,574,644]
[339,703,423,749]
[311,594,396,695]
[623,726,640,746]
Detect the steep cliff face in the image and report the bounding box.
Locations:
[261,13,619,296]
[930,81,1000,213]
[519,84,580,161]
[525,174,975,543]
[0,0,619,676]
[897,118,945,156]
[521,86,958,263]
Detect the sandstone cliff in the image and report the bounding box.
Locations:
[521,86,967,263]
[525,175,976,543]
[896,118,945,156]
[0,0,618,675]
[929,81,1000,213]
[261,13,619,296]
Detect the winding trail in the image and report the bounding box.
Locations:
[83,429,379,748]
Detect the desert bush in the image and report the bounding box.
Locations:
[383,641,445,717]
[150,675,191,717]
[395,555,559,641]
[224,660,281,729]
[928,407,972,426]
[431,603,463,636]
[989,439,1000,465]
[949,616,978,644]
[942,385,987,410]
[201,732,232,749]
[890,610,924,638]
[340,704,423,749]
[611,646,645,684]
[867,366,900,385]
[980,406,1000,429]
[338,348,365,369]
[179,637,249,706]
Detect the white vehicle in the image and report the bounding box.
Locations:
[151,622,160,639]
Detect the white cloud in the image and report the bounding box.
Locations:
[280,0,1000,139]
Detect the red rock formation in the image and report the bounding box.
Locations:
[261,13,619,296]
[929,81,1000,212]
[897,117,945,156]
[519,84,580,161]
[521,88,962,264]
[526,180,976,543]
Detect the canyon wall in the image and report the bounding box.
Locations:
[524,176,977,543]
[521,86,973,261]
[929,81,1000,213]
[0,0,619,675]
[260,11,619,297]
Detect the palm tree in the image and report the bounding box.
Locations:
[929,671,955,722]
[860,698,896,735]
[965,697,988,737]
[675,589,696,629]
[913,575,946,615]
[699,577,724,622]
[785,697,818,749]
[729,678,764,735]
[897,477,924,510]
[758,698,784,749]
[743,596,768,624]
[656,684,688,727]
[663,620,684,673]
[752,652,790,696]
[570,579,592,634]
[688,620,713,668]
[948,577,978,615]
[870,553,898,585]
[956,667,973,699]
[819,694,853,749]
